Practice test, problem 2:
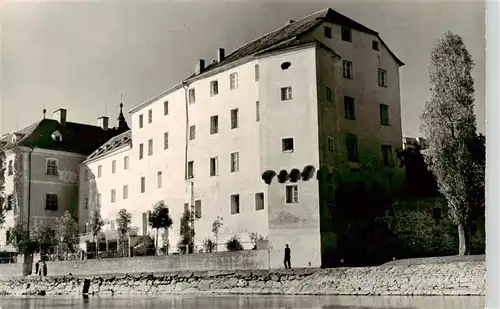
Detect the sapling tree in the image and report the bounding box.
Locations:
[148,201,173,254]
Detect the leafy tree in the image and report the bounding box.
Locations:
[211,216,223,252]
[116,209,132,257]
[88,204,105,255]
[55,211,79,253]
[202,238,216,253]
[178,210,194,254]
[148,201,173,254]
[226,235,244,251]
[8,216,36,255]
[421,31,485,255]
[30,221,55,254]
[249,232,266,250]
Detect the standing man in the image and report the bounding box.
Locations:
[284,244,291,269]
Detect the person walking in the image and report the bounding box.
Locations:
[35,260,40,275]
[42,261,47,276]
[284,244,291,269]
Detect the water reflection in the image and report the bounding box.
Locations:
[0,295,485,309]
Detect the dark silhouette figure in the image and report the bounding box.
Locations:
[42,261,47,276]
[35,261,40,275]
[284,244,291,269]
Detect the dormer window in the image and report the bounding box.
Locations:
[11,135,16,143]
[51,131,63,142]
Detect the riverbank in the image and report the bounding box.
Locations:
[0,257,485,296]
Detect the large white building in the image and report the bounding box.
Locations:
[78,8,404,268]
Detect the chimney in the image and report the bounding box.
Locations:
[195,59,205,74]
[53,108,67,125]
[284,20,295,26]
[217,48,225,62]
[97,116,109,131]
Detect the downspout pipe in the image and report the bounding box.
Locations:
[182,81,190,180]
[27,145,35,239]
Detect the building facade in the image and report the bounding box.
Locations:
[0,107,128,252]
[78,8,404,268]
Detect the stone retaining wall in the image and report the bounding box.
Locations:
[0,261,485,296]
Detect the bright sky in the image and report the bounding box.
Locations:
[0,0,485,138]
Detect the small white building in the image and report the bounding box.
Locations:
[78,8,405,268]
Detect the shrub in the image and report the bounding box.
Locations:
[202,238,216,253]
[226,235,244,251]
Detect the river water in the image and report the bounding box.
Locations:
[0,295,485,309]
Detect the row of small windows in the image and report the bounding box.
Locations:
[88,156,130,180]
[345,134,394,166]
[342,60,387,87]
[138,66,261,129]
[7,159,59,177]
[324,25,380,51]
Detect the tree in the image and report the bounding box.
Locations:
[421,31,485,256]
[8,216,36,255]
[88,204,105,256]
[148,201,173,254]
[0,151,6,228]
[211,216,223,252]
[55,211,79,253]
[178,210,194,254]
[30,221,55,254]
[116,209,132,257]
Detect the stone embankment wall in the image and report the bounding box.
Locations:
[0,261,484,296]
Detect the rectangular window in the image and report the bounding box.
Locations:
[195,200,202,219]
[326,87,332,102]
[256,101,260,121]
[187,161,194,178]
[6,195,13,211]
[255,64,259,81]
[285,185,299,204]
[148,109,153,124]
[140,176,146,193]
[124,156,129,170]
[327,137,334,152]
[326,185,334,208]
[230,72,238,90]
[210,157,219,176]
[210,80,219,96]
[164,101,169,115]
[139,143,144,160]
[372,40,379,51]
[46,159,58,176]
[157,171,162,188]
[230,152,239,173]
[380,104,390,125]
[255,193,264,211]
[344,96,356,120]
[230,194,240,214]
[378,69,387,87]
[7,160,12,176]
[110,221,116,231]
[139,114,143,128]
[111,189,116,203]
[112,160,116,174]
[84,169,89,181]
[184,203,189,213]
[210,116,219,134]
[148,138,153,156]
[281,86,293,100]
[97,165,102,178]
[45,194,58,211]
[282,138,294,152]
[97,193,101,206]
[346,134,358,162]
[188,88,196,104]
[123,185,128,199]
[341,26,352,42]
[343,60,353,79]
[189,125,196,140]
[230,109,239,129]
[164,132,169,149]
[84,197,88,209]
[382,145,393,166]
[324,26,332,38]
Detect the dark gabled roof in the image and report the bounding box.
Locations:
[0,119,128,156]
[85,130,132,162]
[186,8,403,80]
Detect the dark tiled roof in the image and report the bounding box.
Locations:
[0,119,128,156]
[186,8,403,80]
[86,130,132,161]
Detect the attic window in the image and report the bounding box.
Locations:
[51,131,63,142]
[281,62,291,70]
[11,135,16,143]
